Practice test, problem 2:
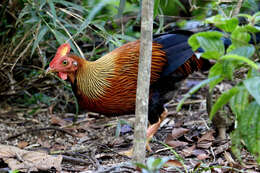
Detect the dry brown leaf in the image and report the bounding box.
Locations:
[0,144,62,172]
[37,138,51,148]
[182,145,196,157]
[164,159,183,167]
[198,130,215,143]
[224,151,235,164]
[192,149,209,160]
[50,115,68,126]
[196,153,209,160]
[197,141,212,149]
[17,141,28,149]
[165,140,188,148]
[171,127,189,139]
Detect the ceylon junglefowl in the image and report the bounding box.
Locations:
[46,30,211,146]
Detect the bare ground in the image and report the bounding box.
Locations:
[0,72,259,172]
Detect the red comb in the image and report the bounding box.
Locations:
[50,43,71,67]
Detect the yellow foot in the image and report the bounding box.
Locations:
[146,109,168,152]
[120,109,169,157]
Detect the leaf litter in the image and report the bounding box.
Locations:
[0,72,259,172]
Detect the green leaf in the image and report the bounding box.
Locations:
[47,0,57,27]
[208,63,225,91]
[152,157,169,170]
[154,0,161,18]
[222,61,234,80]
[146,157,156,171]
[52,29,69,44]
[237,13,252,20]
[177,76,221,111]
[231,27,251,48]
[206,15,239,32]
[210,87,239,119]
[227,45,255,58]
[188,31,223,52]
[229,86,249,118]
[75,0,111,37]
[244,25,260,33]
[195,35,225,59]
[221,54,258,69]
[244,76,260,105]
[31,25,48,56]
[238,101,260,163]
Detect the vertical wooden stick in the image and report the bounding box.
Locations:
[133,0,154,164]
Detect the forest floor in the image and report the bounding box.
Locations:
[0,72,259,173]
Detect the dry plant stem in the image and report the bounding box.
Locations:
[167,99,205,107]
[11,39,33,71]
[6,127,76,140]
[46,11,84,58]
[232,0,243,17]
[11,30,31,56]
[133,0,154,163]
[62,155,89,165]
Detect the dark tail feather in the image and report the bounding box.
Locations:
[174,55,212,77]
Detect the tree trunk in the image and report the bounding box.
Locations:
[133,0,154,164]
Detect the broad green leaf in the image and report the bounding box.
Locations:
[244,25,260,33]
[231,130,242,162]
[197,35,224,58]
[222,61,234,80]
[200,51,223,60]
[152,157,169,170]
[227,45,255,58]
[229,86,249,118]
[177,76,221,111]
[197,36,225,59]
[146,157,156,170]
[239,101,260,163]
[209,87,239,119]
[47,0,57,27]
[154,0,161,18]
[248,67,260,78]
[221,54,258,69]
[206,15,239,32]
[253,11,260,18]
[188,31,223,51]
[237,13,252,20]
[75,0,111,37]
[31,25,48,56]
[244,76,260,105]
[208,63,225,91]
[231,27,251,48]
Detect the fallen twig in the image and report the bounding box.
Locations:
[6,127,76,140]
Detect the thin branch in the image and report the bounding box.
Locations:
[232,0,243,17]
[133,0,154,164]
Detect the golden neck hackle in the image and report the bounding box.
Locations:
[75,53,117,100]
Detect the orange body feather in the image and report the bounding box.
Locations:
[48,31,211,123]
[70,41,167,115]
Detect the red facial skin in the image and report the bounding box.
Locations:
[47,43,78,80]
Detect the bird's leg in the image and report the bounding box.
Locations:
[120,106,168,157]
[146,106,169,151]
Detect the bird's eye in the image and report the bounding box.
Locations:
[62,59,68,66]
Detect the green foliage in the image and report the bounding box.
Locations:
[135,157,170,173]
[177,76,221,111]
[19,93,52,106]
[186,12,260,163]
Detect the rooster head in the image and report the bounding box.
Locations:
[46,43,79,80]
